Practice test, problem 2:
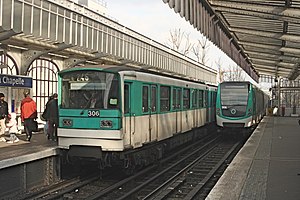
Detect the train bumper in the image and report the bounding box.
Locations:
[216,115,253,128]
[57,128,124,151]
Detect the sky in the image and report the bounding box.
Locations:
[106,0,237,71]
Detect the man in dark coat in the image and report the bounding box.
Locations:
[0,93,8,136]
[42,93,58,141]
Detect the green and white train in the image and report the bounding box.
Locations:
[57,65,217,168]
[216,81,269,129]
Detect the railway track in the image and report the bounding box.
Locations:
[23,132,246,200]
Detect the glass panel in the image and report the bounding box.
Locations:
[57,16,64,41]
[42,10,49,37]
[142,86,149,113]
[192,89,198,108]
[50,13,56,40]
[151,86,157,112]
[199,90,203,108]
[160,86,170,112]
[34,0,41,6]
[124,84,129,114]
[183,89,190,109]
[14,1,22,31]
[42,1,49,9]
[172,88,176,110]
[88,26,93,49]
[65,19,70,43]
[23,5,32,33]
[50,4,57,12]
[220,83,249,106]
[72,21,77,44]
[177,89,182,109]
[65,10,71,18]
[27,59,59,113]
[58,7,64,15]
[61,71,119,109]
[102,33,107,53]
[82,24,87,47]
[204,91,208,107]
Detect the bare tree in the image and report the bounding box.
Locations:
[192,37,210,65]
[166,28,193,56]
[215,57,224,83]
[222,64,245,81]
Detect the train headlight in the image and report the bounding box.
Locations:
[63,119,73,127]
[248,108,252,116]
[100,120,113,128]
[247,121,252,127]
[216,108,220,115]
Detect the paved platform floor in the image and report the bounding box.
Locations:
[206,116,300,200]
[0,132,58,169]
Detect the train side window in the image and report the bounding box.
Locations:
[160,86,170,112]
[124,84,130,114]
[142,85,149,113]
[199,90,203,108]
[183,88,190,109]
[192,89,198,108]
[172,88,181,110]
[151,85,157,112]
[213,92,216,106]
[203,91,208,107]
[172,88,176,110]
[177,89,182,109]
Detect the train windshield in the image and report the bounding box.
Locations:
[60,70,119,109]
[220,83,249,106]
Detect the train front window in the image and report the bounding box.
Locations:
[220,84,249,106]
[60,70,119,109]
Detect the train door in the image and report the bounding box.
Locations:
[124,82,134,147]
[191,89,198,127]
[150,85,158,141]
[205,90,209,124]
[211,91,216,123]
[199,90,204,125]
[142,84,158,142]
[173,88,182,133]
[252,88,257,124]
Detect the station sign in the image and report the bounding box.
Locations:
[0,74,32,88]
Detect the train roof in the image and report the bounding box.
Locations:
[60,65,209,86]
[219,81,251,85]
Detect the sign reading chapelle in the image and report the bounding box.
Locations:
[0,74,32,88]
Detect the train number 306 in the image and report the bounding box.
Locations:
[88,110,100,117]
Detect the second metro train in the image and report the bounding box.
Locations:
[57,65,217,169]
[216,81,269,129]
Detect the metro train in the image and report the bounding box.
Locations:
[216,81,269,129]
[57,65,217,169]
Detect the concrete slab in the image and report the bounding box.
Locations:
[206,117,300,200]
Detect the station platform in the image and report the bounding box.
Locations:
[0,132,59,169]
[206,116,300,200]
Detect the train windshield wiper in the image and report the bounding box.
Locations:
[80,94,95,115]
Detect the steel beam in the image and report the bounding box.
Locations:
[230,27,300,43]
[209,1,300,22]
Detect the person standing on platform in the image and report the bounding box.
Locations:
[6,113,19,143]
[42,93,58,141]
[21,90,37,141]
[0,93,8,137]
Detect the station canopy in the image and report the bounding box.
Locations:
[209,0,300,80]
[164,0,300,81]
